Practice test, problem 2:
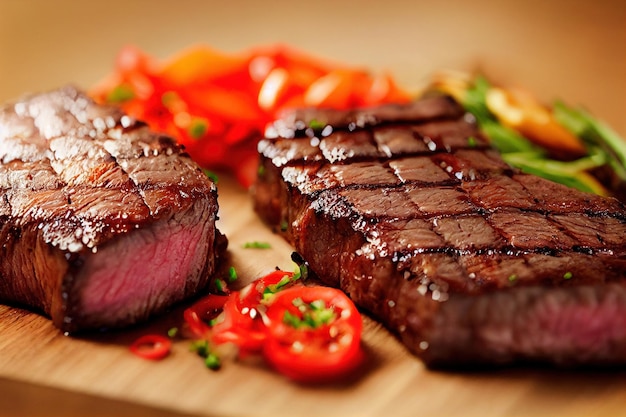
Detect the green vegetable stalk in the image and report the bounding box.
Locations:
[456,76,624,196]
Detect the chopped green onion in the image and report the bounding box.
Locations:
[214,278,225,293]
[283,298,336,329]
[290,253,309,281]
[106,84,135,103]
[190,340,221,371]
[167,327,179,338]
[283,310,302,328]
[228,266,238,283]
[190,340,210,357]
[243,241,272,249]
[203,170,219,184]
[188,118,208,139]
[161,91,179,107]
[563,271,573,280]
[204,353,221,370]
[308,119,326,130]
[262,273,294,301]
[508,274,518,283]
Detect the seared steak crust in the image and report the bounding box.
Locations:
[253,96,626,367]
[0,86,226,333]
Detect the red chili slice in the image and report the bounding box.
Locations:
[236,269,295,309]
[183,294,229,339]
[262,286,364,383]
[210,294,268,355]
[129,334,172,360]
[154,268,365,382]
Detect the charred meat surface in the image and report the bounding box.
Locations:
[0,86,227,333]
[253,96,626,367]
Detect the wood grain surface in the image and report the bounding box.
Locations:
[1,175,625,417]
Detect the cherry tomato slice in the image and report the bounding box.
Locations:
[129,334,172,360]
[263,286,363,383]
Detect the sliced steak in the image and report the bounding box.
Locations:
[0,86,227,333]
[253,96,626,367]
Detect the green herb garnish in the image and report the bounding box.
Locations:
[190,339,210,357]
[453,75,617,196]
[243,241,272,249]
[554,100,626,183]
[308,119,326,130]
[188,118,208,139]
[167,327,179,338]
[214,278,226,293]
[292,263,308,281]
[563,271,573,280]
[190,340,221,370]
[283,298,336,329]
[203,170,219,184]
[161,91,179,107]
[227,266,238,283]
[262,273,296,301]
[106,84,135,103]
[204,353,221,370]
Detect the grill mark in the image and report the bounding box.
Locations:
[91,126,153,217]
[0,87,182,251]
[274,112,623,282]
[299,163,626,263]
[261,95,626,276]
[362,213,619,260]
[40,100,151,249]
[266,132,491,166]
[269,96,466,139]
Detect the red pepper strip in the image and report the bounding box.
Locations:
[129,334,172,360]
[90,44,412,189]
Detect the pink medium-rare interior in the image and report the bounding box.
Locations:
[74,207,214,328]
[419,283,626,365]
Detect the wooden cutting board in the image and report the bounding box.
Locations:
[1,174,625,417]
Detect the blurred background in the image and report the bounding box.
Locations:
[0,0,624,135]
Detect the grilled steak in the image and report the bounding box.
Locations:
[0,86,227,333]
[253,95,626,367]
